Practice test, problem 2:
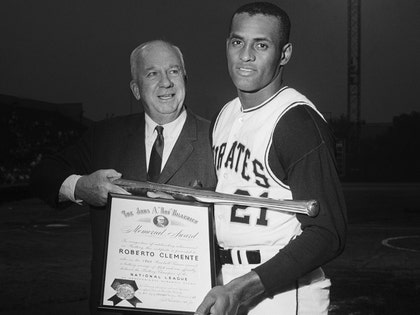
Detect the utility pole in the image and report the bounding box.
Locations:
[347,0,361,178]
[348,0,361,126]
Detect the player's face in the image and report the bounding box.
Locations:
[132,42,186,125]
[227,13,288,97]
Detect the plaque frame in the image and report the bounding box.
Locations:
[99,193,217,314]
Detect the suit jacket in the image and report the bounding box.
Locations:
[31,109,217,314]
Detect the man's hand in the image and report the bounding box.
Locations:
[195,271,264,315]
[75,169,130,206]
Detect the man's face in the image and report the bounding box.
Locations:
[226,13,284,94]
[132,42,186,124]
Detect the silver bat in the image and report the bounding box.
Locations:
[113,179,319,217]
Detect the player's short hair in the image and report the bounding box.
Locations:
[130,40,187,82]
[229,2,291,47]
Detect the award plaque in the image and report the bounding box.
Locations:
[99,193,216,314]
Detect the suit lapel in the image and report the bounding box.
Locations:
[122,113,148,181]
[158,112,196,184]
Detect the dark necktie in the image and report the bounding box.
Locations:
[147,125,164,182]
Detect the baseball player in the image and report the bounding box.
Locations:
[196,2,347,315]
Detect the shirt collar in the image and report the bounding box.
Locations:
[241,86,289,113]
[145,108,187,139]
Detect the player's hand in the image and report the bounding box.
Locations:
[75,169,130,207]
[194,285,240,315]
[195,271,264,315]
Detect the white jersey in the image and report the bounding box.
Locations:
[212,86,324,250]
[212,87,330,314]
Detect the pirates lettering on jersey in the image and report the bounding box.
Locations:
[213,141,270,189]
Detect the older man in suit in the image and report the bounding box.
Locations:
[31,40,217,314]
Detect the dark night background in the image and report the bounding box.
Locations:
[1,2,420,314]
[1,0,419,121]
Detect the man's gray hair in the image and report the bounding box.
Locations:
[130,40,187,82]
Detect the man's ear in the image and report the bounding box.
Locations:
[130,81,141,100]
[280,43,293,66]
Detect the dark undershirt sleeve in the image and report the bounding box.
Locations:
[253,106,347,295]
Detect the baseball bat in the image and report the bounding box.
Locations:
[113,179,319,217]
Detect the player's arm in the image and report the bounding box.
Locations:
[253,105,347,295]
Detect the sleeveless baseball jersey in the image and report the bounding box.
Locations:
[212,86,325,250]
[212,87,332,314]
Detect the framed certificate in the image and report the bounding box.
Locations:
[99,193,217,314]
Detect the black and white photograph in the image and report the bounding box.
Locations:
[1,1,419,314]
